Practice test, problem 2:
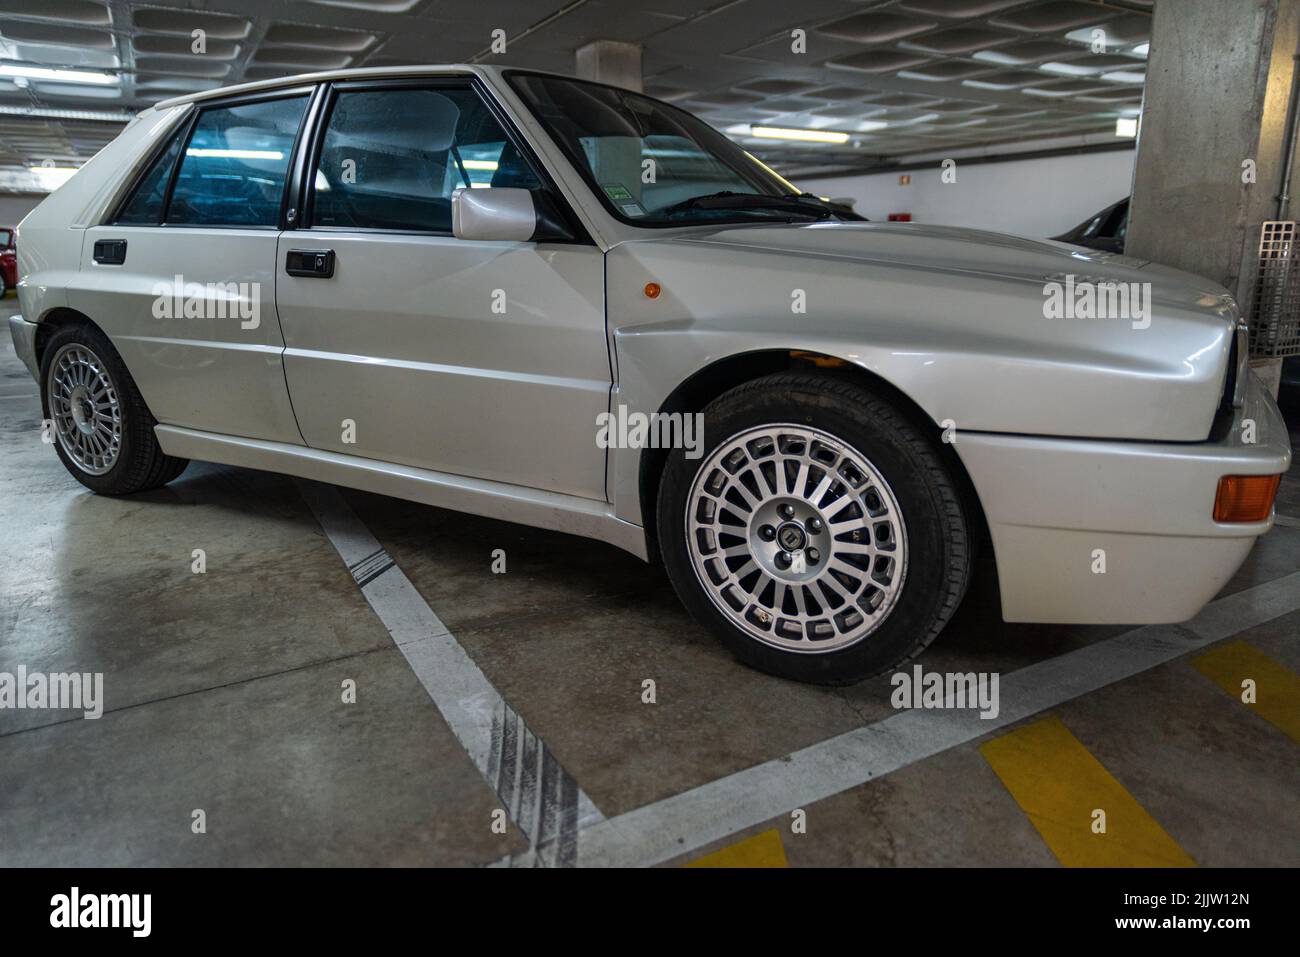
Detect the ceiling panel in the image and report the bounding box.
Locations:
[0,0,1147,185]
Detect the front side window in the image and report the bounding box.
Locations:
[311,86,541,232]
[167,95,308,227]
[508,73,845,227]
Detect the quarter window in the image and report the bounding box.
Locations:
[166,96,308,227]
[115,128,184,225]
[311,87,541,232]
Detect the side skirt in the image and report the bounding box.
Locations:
[154,425,650,560]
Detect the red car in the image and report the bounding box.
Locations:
[0,227,15,298]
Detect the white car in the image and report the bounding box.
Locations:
[8,66,1291,684]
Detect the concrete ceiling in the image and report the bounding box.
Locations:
[0,0,1151,189]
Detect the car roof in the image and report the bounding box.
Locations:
[153,63,513,109]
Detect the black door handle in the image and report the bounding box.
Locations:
[286,248,335,278]
[93,239,127,265]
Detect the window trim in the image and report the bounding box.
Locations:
[293,75,589,243]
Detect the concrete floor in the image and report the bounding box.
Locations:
[1,331,1297,867]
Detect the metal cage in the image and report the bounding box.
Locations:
[1250,220,1300,357]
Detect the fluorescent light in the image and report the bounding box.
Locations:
[314,169,331,191]
[1101,70,1146,84]
[972,50,1027,66]
[749,125,850,143]
[462,159,499,171]
[30,165,78,190]
[0,105,132,122]
[1116,117,1138,138]
[186,148,284,160]
[1132,42,1150,56]
[0,64,116,86]
[1041,61,1100,76]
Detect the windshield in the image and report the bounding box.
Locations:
[0,228,11,248]
[507,72,839,227]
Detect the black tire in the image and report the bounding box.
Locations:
[657,372,971,685]
[40,321,188,494]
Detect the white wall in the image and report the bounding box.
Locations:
[806,148,1135,239]
[0,195,44,228]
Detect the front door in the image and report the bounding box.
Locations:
[274,80,609,500]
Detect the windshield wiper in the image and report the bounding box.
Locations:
[661,190,836,219]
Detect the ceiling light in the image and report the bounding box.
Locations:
[1115,117,1138,138]
[749,125,851,143]
[1041,61,1100,76]
[0,64,116,86]
[0,106,133,122]
[1132,42,1150,56]
[186,148,284,160]
[461,159,499,171]
[1101,70,1146,84]
[29,165,78,190]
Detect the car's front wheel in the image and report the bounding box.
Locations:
[657,373,971,685]
[40,322,188,494]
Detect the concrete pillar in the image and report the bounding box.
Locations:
[575,39,643,92]
[1126,0,1300,393]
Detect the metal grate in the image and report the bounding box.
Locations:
[1250,220,1300,357]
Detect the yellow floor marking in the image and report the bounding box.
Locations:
[980,715,1195,867]
[1191,641,1300,744]
[684,828,789,868]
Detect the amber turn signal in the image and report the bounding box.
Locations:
[644,282,661,299]
[1213,474,1281,523]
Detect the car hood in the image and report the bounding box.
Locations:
[608,220,1243,442]
[670,220,1235,316]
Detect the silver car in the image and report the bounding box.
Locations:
[8,66,1291,684]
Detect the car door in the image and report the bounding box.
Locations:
[274,78,609,501]
[73,89,313,445]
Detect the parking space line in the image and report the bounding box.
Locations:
[548,570,1300,868]
[297,479,604,866]
[979,716,1195,867]
[1274,514,1300,529]
[684,829,789,868]
[1190,641,1300,744]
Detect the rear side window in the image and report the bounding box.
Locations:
[166,95,308,227]
[311,86,541,232]
[115,130,184,224]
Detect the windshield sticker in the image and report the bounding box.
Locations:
[620,203,645,217]
[603,183,635,202]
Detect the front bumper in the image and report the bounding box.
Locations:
[7,314,38,381]
[956,370,1292,624]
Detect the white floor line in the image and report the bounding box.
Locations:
[297,479,605,866]
[1275,513,1300,529]
[497,570,1300,868]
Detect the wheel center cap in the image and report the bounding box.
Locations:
[777,522,807,552]
[69,385,95,435]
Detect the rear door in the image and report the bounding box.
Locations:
[274,78,609,500]
[73,89,313,445]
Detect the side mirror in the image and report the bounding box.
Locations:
[452,187,537,242]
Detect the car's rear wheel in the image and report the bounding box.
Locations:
[657,372,971,685]
[40,322,188,494]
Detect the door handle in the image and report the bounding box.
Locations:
[286,248,335,278]
[92,239,127,265]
